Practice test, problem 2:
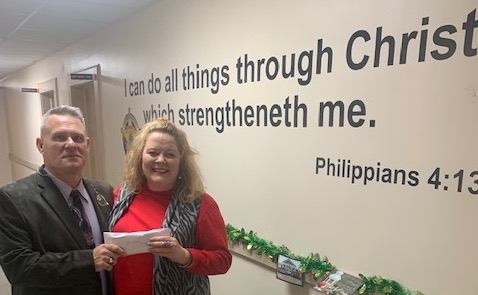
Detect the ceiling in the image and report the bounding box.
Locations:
[0,0,162,81]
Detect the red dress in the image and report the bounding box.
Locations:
[112,186,232,295]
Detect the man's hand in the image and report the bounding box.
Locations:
[93,243,126,272]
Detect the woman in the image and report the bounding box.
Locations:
[109,118,232,295]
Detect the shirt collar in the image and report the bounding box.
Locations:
[43,167,88,202]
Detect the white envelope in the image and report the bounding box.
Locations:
[103,228,171,256]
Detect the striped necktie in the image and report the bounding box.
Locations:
[70,190,95,248]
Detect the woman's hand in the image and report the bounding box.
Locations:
[148,236,192,266]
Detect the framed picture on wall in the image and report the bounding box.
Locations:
[276,254,304,286]
[313,270,364,295]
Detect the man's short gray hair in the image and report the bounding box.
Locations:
[41,105,86,127]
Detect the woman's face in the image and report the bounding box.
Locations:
[142,131,181,192]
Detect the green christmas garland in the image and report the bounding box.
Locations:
[226,224,424,295]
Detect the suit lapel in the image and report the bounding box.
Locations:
[36,172,87,248]
[84,180,111,234]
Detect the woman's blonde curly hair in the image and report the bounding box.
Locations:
[123,118,204,202]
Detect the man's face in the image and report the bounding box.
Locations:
[37,114,90,178]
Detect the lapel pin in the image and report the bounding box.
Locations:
[96,194,109,206]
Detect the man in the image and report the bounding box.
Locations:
[0,105,125,295]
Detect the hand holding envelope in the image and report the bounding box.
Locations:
[103,228,171,256]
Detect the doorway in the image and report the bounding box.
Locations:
[70,65,105,180]
[38,78,59,114]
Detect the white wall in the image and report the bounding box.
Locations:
[0,1,477,295]
[0,88,11,295]
[0,91,11,295]
[0,92,12,187]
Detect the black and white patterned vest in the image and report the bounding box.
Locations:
[109,183,210,295]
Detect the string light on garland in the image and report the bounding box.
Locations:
[226,224,425,295]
